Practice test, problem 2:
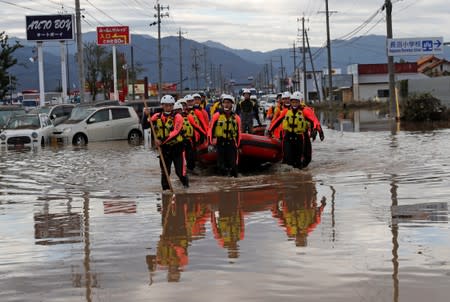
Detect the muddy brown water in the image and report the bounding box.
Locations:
[1,117,449,302]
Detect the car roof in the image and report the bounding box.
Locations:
[0,105,25,111]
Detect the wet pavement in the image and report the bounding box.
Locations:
[1,114,449,302]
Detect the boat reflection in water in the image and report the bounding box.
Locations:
[148,173,326,282]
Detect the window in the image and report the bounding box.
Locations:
[112,108,131,120]
[377,89,390,97]
[63,106,74,115]
[91,109,110,123]
[52,106,64,118]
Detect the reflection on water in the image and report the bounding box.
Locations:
[149,176,326,282]
[1,131,450,301]
[322,108,450,132]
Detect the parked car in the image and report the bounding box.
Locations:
[0,113,54,149]
[30,104,75,126]
[22,99,40,112]
[0,106,26,132]
[51,106,142,145]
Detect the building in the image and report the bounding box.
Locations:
[417,55,450,77]
[348,63,427,102]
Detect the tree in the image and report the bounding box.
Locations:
[0,32,23,99]
[84,42,108,101]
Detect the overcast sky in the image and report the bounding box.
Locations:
[1,0,449,51]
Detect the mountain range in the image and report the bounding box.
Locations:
[8,33,450,92]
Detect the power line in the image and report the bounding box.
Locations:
[0,0,48,12]
[84,0,123,25]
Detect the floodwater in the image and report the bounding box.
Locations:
[1,111,449,302]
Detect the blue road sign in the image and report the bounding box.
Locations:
[387,37,444,56]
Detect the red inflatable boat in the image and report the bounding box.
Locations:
[196,133,282,165]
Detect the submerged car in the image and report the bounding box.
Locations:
[0,106,26,132]
[51,106,142,145]
[30,104,75,126]
[0,113,54,149]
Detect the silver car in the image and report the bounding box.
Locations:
[51,106,142,145]
[0,113,54,149]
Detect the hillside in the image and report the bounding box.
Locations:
[8,34,450,92]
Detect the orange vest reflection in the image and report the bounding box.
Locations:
[155,195,189,282]
[148,177,325,283]
[211,192,245,259]
[272,182,326,247]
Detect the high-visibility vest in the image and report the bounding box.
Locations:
[154,114,184,144]
[213,113,239,140]
[282,109,309,134]
[182,116,194,138]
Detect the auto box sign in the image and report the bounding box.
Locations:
[97,26,130,45]
[26,15,74,41]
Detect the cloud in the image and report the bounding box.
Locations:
[0,0,448,51]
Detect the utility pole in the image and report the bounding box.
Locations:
[75,0,85,102]
[178,28,185,97]
[203,46,208,91]
[292,42,297,91]
[270,58,274,93]
[302,17,308,102]
[192,47,200,90]
[280,56,285,91]
[131,46,135,100]
[325,0,333,102]
[384,0,397,119]
[154,1,169,99]
[218,64,223,94]
[305,30,321,102]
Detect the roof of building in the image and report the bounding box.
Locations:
[357,63,418,75]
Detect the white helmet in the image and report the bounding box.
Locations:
[242,88,251,94]
[250,95,257,100]
[173,101,183,110]
[290,91,304,101]
[160,94,175,104]
[282,91,291,99]
[177,98,187,105]
[192,93,201,99]
[222,94,235,104]
[184,94,193,101]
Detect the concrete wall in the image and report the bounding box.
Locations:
[406,76,450,107]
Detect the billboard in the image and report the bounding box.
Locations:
[26,14,74,41]
[97,26,130,45]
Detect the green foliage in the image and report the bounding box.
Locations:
[0,32,23,99]
[401,93,445,121]
[84,42,109,101]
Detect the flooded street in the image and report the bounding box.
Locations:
[1,119,449,302]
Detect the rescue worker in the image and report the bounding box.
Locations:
[298,99,325,168]
[266,93,282,120]
[236,88,262,133]
[191,93,209,133]
[141,107,151,147]
[175,99,206,172]
[208,94,242,177]
[209,94,223,118]
[150,95,189,190]
[199,91,208,109]
[269,91,291,140]
[268,91,309,169]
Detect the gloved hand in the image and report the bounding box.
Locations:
[319,127,325,141]
[311,128,318,141]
